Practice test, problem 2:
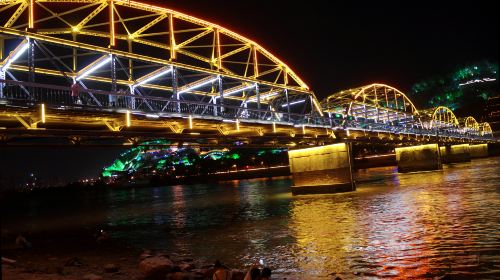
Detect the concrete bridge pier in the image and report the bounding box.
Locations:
[469,144,489,158]
[288,143,355,195]
[395,143,442,173]
[440,144,471,164]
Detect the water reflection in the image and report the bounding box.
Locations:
[290,197,358,277]
[2,159,500,279]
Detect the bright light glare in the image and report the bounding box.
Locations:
[281,99,305,107]
[216,84,255,99]
[76,55,112,81]
[178,77,218,94]
[135,67,173,87]
[247,91,279,103]
[126,110,131,127]
[41,103,45,123]
[459,78,496,86]
[1,41,29,71]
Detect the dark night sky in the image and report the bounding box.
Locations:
[152,0,499,98]
[1,0,498,186]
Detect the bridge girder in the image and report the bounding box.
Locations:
[0,0,323,118]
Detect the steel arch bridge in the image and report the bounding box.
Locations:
[320,83,495,141]
[0,1,495,146]
[0,0,322,121]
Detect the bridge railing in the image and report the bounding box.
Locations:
[0,79,495,141]
[0,79,320,124]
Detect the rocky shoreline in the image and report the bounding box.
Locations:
[1,231,252,280]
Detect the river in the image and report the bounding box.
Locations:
[2,157,500,279]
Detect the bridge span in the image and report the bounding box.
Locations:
[0,0,497,193]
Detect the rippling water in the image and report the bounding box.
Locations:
[3,157,500,279]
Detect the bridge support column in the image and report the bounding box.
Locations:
[395,143,442,173]
[288,143,355,195]
[439,144,470,164]
[469,144,488,158]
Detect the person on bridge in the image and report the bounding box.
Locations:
[71,82,80,104]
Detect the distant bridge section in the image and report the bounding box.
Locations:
[321,83,494,141]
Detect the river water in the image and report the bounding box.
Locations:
[3,157,500,279]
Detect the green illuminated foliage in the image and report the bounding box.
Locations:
[409,60,498,110]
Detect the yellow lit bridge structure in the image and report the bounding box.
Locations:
[0,0,495,147]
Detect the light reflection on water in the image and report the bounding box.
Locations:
[3,158,500,279]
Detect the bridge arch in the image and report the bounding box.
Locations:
[462,116,480,133]
[479,122,493,136]
[421,106,459,129]
[320,83,420,127]
[0,0,323,120]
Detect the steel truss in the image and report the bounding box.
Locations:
[0,1,495,142]
[0,0,322,121]
[321,84,494,139]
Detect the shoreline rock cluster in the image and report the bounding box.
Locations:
[138,250,247,280]
[2,248,250,280]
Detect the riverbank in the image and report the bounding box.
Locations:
[1,229,251,280]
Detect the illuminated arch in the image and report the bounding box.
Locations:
[421,106,459,129]
[462,116,480,132]
[0,0,323,116]
[321,83,419,125]
[479,122,493,136]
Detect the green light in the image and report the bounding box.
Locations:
[230,154,240,160]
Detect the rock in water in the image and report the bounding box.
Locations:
[2,257,17,265]
[65,257,84,267]
[103,263,119,273]
[82,274,103,280]
[139,256,174,279]
[15,235,31,249]
[178,261,195,271]
[139,253,153,261]
[167,271,205,280]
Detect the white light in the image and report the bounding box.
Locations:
[247,91,279,103]
[1,40,29,71]
[281,99,305,107]
[145,114,160,119]
[178,77,218,94]
[135,67,172,87]
[215,84,256,99]
[459,77,497,86]
[76,55,112,81]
